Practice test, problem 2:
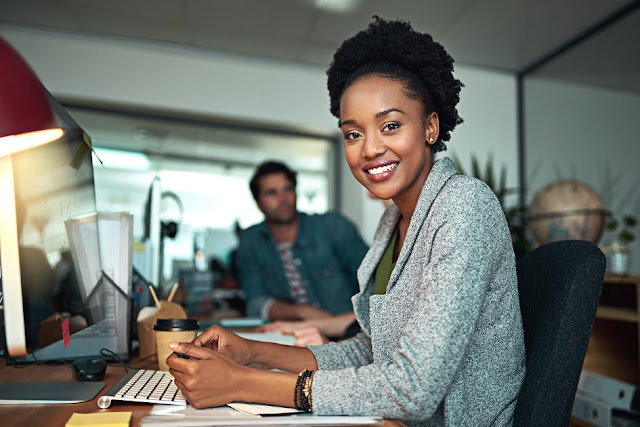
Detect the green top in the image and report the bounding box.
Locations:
[374,225,398,295]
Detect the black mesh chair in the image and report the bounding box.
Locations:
[513,240,606,426]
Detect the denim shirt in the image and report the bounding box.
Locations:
[236,211,369,318]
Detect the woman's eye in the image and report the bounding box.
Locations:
[383,123,400,132]
[345,131,361,140]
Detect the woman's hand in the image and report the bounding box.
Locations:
[167,342,247,409]
[188,324,320,373]
[255,320,310,334]
[294,327,330,346]
[191,325,254,365]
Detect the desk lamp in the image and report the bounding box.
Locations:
[0,35,62,358]
[0,35,63,157]
[0,37,105,404]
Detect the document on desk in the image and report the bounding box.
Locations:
[142,403,381,425]
[236,331,295,346]
[228,402,302,415]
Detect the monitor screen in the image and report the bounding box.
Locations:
[0,92,130,362]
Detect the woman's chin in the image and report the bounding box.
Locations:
[367,189,395,202]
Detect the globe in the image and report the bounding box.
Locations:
[528,179,607,245]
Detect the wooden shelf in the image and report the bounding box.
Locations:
[599,274,640,285]
[596,305,639,322]
[582,274,640,385]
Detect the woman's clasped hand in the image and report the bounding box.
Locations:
[166,326,254,408]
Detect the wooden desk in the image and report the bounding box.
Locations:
[0,356,157,426]
[0,356,403,427]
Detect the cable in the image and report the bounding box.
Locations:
[100,348,128,373]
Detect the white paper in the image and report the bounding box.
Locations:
[236,332,295,346]
[228,402,302,416]
[96,212,133,295]
[150,404,258,418]
[144,404,381,425]
[142,414,381,426]
[65,213,102,300]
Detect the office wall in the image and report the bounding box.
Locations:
[0,26,517,244]
[525,77,640,273]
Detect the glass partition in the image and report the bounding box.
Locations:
[65,106,338,302]
[522,7,640,274]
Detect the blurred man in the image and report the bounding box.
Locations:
[236,161,368,320]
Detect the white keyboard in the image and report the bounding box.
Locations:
[97,369,187,408]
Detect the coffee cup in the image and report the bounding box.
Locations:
[153,318,200,371]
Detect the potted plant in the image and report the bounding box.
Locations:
[601,214,637,275]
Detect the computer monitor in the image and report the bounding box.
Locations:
[0,91,126,363]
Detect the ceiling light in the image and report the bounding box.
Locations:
[313,0,362,14]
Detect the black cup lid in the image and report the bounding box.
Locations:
[153,318,200,331]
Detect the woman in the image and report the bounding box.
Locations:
[167,17,525,426]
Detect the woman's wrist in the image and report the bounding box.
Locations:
[248,340,279,368]
[232,365,259,402]
[238,368,300,408]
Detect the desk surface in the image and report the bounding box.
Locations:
[0,356,404,427]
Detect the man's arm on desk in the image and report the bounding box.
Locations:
[267,300,332,321]
[258,311,357,337]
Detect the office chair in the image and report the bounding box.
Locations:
[513,240,606,426]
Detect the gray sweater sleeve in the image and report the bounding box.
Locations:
[309,331,373,369]
[309,180,511,421]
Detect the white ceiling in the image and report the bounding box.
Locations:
[1,0,639,94]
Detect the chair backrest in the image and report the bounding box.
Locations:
[513,240,606,426]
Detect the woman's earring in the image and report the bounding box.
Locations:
[429,137,434,142]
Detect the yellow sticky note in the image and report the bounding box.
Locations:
[65,411,132,427]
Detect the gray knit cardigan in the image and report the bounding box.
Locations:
[309,157,526,426]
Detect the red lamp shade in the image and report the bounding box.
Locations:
[0,35,62,156]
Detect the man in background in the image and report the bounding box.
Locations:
[236,161,368,320]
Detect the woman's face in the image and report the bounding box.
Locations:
[339,75,438,209]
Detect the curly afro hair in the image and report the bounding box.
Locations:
[327,16,464,152]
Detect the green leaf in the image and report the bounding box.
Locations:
[485,157,495,189]
[606,219,619,231]
[623,215,638,227]
[471,156,481,179]
[499,166,507,194]
[451,153,465,175]
[620,230,635,243]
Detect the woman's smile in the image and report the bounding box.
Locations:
[363,160,399,182]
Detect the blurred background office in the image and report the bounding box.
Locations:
[1,0,638,306]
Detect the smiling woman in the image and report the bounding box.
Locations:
[161,16,525,427]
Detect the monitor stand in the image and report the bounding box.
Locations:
[0,382,105,404]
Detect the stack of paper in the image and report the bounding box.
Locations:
[141,403,381,426]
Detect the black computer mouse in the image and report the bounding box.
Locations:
[71,358,107,381]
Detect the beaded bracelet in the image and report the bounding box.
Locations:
[302,370,315,412]
[294,369,314,411]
